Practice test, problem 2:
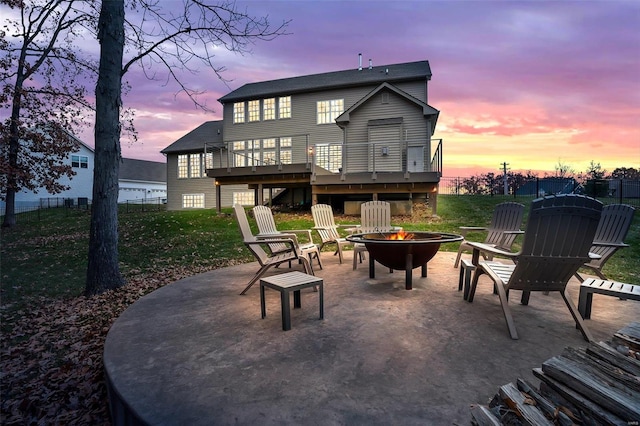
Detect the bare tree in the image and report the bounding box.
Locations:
[0,0,96,227]
[86,0,289,295]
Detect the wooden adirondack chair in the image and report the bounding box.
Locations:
[454,202,525,268]
[311,204,356,264]
[252,205,322,272]
[466,194,603,341]
[353,201,401,270]
[233,204,313,295]
[575,204,635,282]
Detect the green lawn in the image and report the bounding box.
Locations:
[1,195,638,309]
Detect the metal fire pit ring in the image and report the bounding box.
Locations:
[347,232,463,290]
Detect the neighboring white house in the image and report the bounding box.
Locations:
[2,135,166,211]
[118,158,167,203]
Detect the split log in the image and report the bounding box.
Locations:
[497,382,553,425]
[469,404,502,426]
[515,378,574,426]
[613,322,640,352]
[561,346,640,392]
[540,355,640,420]
[533,367,628,426]
[586,341,640,377]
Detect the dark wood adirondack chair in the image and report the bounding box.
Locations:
[233,204,313,295]
[453,202,525,268]
[575,204,635,282]
[467,194,603,341]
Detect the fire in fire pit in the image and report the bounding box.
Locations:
[347,231,463,289]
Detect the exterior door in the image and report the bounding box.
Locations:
[407,146,424,173]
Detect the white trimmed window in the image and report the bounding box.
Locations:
[317,99,344,124]
[189,154,202,178]
[233,191,255,206]
[262,138,276,165]
[232,141,246,167]
[279,137,292,165]
[72,155,88,169]
[204,152,214,169]
[182,193,205,208]
[177,154,188,178]
[278,96,291,119]
[263,98,275,120]
[248,100,260,122]
[233,102,245,123]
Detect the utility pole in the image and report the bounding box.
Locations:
[501,162,509,195]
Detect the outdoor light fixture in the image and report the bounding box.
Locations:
[381,147,389,156]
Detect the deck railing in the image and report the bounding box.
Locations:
[205,137,443,178]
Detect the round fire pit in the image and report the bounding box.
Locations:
[347,231,462,290]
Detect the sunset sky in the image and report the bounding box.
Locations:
[83,1,639,177]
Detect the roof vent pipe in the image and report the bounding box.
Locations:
[358,53,362,71]
[369,59,372,69]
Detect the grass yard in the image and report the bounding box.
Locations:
[1,195,638,309]
[0,195,638,424]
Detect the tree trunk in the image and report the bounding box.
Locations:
[2,71,26,228]
[85,0,126,296]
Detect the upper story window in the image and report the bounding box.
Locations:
[233,102,245,123]
[178,153,205,179]
[178,155,188,178]
[204,152,213,169]
[278,96,291,119]
[317,99,344,124]
[263,98,275,120]
[71,155,88,169]
[190,154,202,178]
[248,100,260,122]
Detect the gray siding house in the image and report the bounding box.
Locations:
[163,59,443,214]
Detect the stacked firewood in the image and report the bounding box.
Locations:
[471,322,640,425]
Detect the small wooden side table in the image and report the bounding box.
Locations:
[260,271,324,331]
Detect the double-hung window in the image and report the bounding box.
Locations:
[189,154,202,178]
[233,102,245,123]
[317,99,344,124]
[279,137,292,165]
[248,100,260,122]
[178,154,204,178]
[263,98,275,121]
[262,138,276,165]
[177,154,189,178]
[278,96,291,119]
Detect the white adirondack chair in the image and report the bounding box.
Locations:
[233,204,313,295]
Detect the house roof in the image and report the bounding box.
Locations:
[336,82,440,132]
[161,121,224,154]
[119,158,167,183]
[218,60,432,103]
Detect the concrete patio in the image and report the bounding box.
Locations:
[104,250,639,425]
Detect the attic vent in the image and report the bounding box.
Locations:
[381,92,389,104]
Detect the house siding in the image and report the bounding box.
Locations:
[221,80,427,160]
[165,152,248,210]
[343,89,430,173]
